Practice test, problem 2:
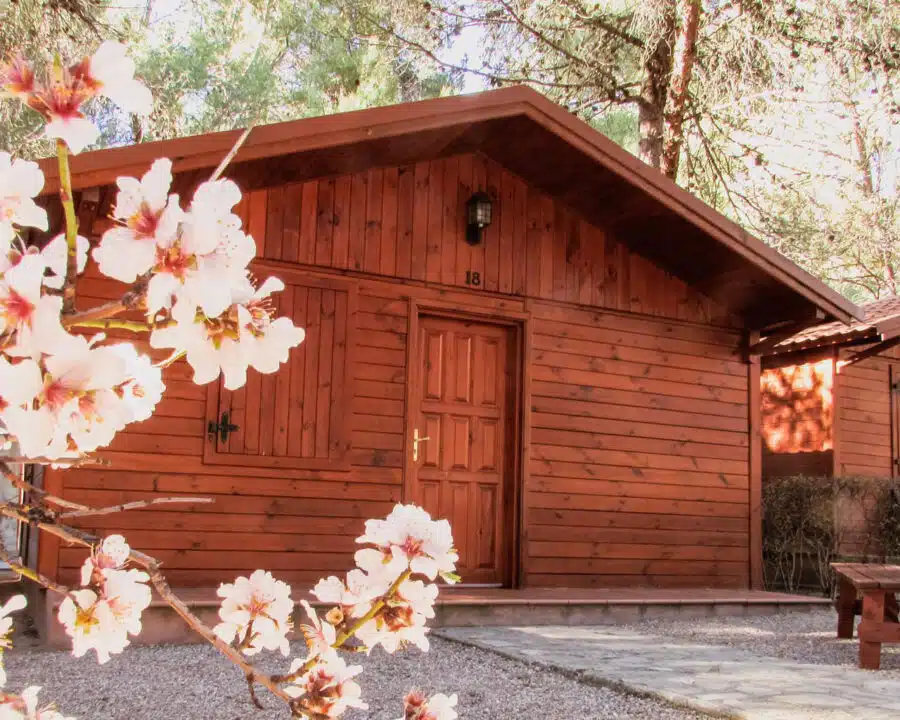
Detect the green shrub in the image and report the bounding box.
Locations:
[762,475,900,595]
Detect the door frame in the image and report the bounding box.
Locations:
[403,297,530,589]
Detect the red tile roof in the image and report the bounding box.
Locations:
[775,295,900,352]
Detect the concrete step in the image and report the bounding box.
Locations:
[35,586,831,647]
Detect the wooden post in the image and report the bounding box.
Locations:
[836,576,856,639]
[748,332,764,590]
[860,590,886,670]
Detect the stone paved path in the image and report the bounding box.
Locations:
[438,625,900,719]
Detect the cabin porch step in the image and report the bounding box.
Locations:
[34,587,830,647]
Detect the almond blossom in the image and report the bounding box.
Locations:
[92,159,182,283]
[0,254,73,359]
[146,178,255,318]
[354,579,437,654]
[298,600,336,659]
[397,692,458,720]
[213,570,293,656]
[356,504,458,582]
[37,77,99,155]
[71,41,153,116]
[0,357,42,433]
[312,570,386,621]
[108,345,164,423]
[0,153,47,253]
[39,234,89,290]
[284,653,367,718]
[2,335,130,458]
[0,686,75,720]
[149,276,305,390]
[57,589,129,664]
[0,56,35,99]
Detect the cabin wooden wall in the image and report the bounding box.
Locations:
[834,346,900,478]
[39,151,752,590]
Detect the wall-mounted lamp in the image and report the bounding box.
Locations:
[465,192,493,246]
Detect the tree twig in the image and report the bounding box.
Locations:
[0,501,297,709]
[0,462,89,512]
[59,497,214,519]
[56,139,79,314]
[0,544,69,596]
[209,125,255,183]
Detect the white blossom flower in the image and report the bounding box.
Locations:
[149,277,304,391]
[356,504,458,582]
[39,234,89,289]
[75,41,152,115]
[92,159,182,283]
[0,254,73,360]
[298,600,336,659]
[57,589,129,664]
[0,153,47,254]
[80,534,132,585]
[352,579,438,655]
[213,570,293,656]
[0,56,36,100]
[107,345,164,423]
[40,80,99,155]
[0,686,76,720]
[146,179,255,318]
[101,569,152,637]
[312,569,387,620]
[284,652,367,718]
[2,336,130,458]
[397,692,458,720]
[0,357,42,420]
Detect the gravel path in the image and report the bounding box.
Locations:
[619,608,900,678]
[4,636,712,719]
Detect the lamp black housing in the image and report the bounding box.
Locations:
[465,192,493,246]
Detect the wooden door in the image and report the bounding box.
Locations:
[409,315,515,586]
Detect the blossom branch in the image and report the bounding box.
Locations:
[0,462,89,511]
[0,543,70,596]
[56,139,80,314]
[209,125,254,182]
[58,496,214,519]
[66,319,154,333]
[0,500,298,709]
[272,569,413,685]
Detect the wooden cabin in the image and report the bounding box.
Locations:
[33,87,859,592]
[762,296,900,480]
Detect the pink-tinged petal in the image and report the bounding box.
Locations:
[44,116,99,155]
[93,226,156,282]
[146,272,180,315]
[41,234,89,289]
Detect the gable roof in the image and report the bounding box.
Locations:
[772,295,900,354]
[36,86,861,329]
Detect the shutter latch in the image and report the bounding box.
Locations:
[208,411,239,443]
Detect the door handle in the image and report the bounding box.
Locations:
[412,428,430,462]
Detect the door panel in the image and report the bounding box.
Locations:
[410,315,513,586]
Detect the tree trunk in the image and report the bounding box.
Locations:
[661,0,702,180]
[637,6,677,171]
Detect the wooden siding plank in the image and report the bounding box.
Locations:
[364,168,383,274]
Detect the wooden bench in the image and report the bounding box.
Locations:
[832,562,900,669]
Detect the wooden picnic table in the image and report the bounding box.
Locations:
[832,562,900,670]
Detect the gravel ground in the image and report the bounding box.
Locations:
[620,608,900,677]
[4,636,712,719]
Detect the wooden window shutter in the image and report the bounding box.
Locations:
[203,271,357,470]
